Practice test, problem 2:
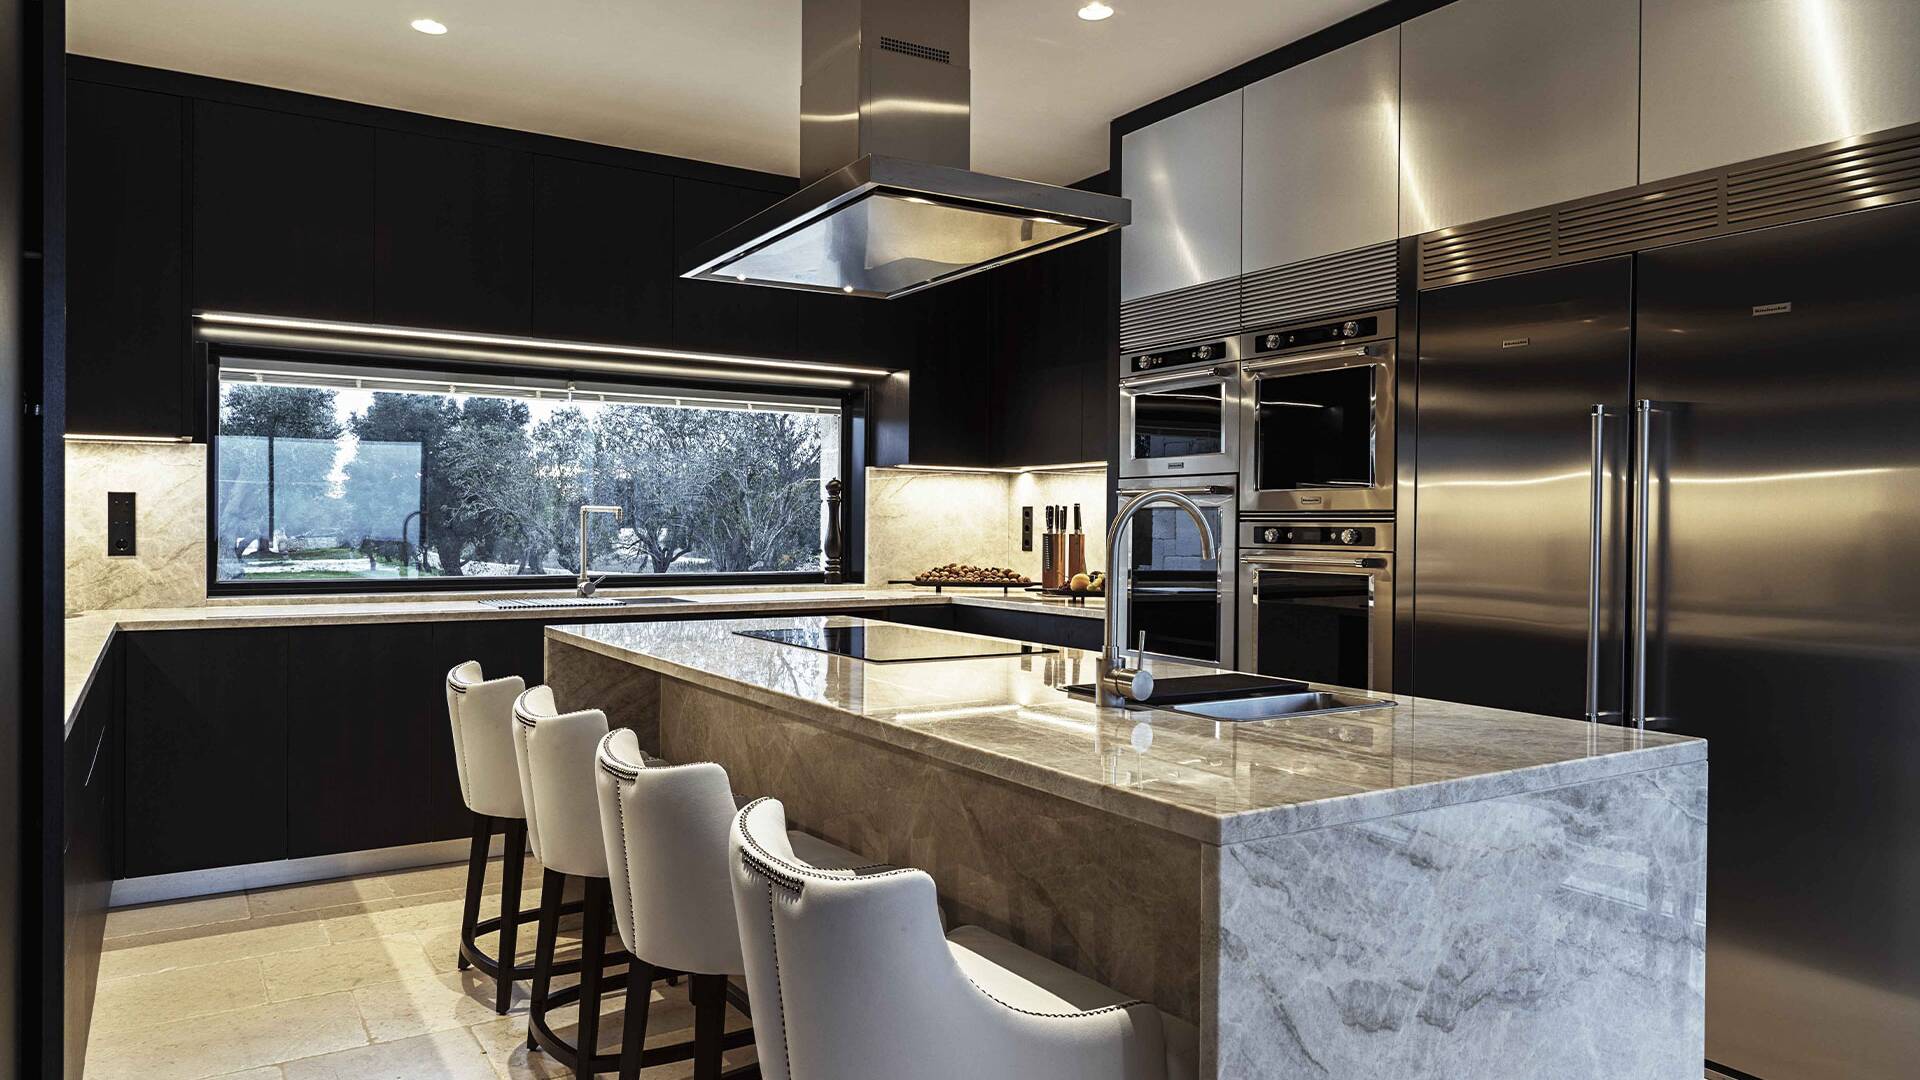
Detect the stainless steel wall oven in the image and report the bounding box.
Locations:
[1113,477,1236,667]
[1238,310,1396,513]
[1237,519,1393,691]
[1118,338,1242,479]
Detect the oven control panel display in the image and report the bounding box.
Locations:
[1252,317,1377,353]
[1249,524,1377,547]
[1130,342,1227,373]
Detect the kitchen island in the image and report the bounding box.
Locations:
[545,615,1707,1080]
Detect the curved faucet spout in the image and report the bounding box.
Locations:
[1098,489,1218,706]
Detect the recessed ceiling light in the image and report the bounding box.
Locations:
[1077,2,1114,21]
[410,18,449,35]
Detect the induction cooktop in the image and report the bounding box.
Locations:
[735,624,1056,663]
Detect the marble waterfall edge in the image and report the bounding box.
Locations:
[1211,761,1708,1079]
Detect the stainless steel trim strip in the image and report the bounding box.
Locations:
[1118,276,1242,354]
[1632,399,1653,731]
[1112,485,1234,497]
[1418,119,1920,290]
[110,836,488,908]
[1242,343,1380,374]
[1586,404,1607,722]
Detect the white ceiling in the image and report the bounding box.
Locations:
[68,0,1379,185]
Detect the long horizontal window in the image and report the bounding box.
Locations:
[211,356,843,589]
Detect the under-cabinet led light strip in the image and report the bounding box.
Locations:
[884,461,1109,474]
[217,365,842,414]
[63,433,194,444]
[193,311,895,380]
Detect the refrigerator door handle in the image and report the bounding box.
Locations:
[1631,399,1658,731]
[1586,404,1608,722]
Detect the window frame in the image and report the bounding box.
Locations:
[203,344,854,597]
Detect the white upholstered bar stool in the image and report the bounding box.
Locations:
[512,684,658,1079]
[729,797,1198,1080]
[446,660,570,1015]
[595,729,877,1079]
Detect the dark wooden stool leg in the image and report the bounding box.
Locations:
[618,957,657,1080]
[575,878,611,1078]
[528,868,566,1053]
[456,813,491,972]
[493,819,526,1014]
[692,973,726,1080]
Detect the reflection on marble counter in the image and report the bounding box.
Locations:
[545,615,1704,845]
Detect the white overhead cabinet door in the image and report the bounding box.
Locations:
[1640,0,1920,182]
[1120,91,1242,302]
[1241,27,1400,274]
[1398,0,1639,236]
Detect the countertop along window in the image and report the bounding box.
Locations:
[208,355,844,593]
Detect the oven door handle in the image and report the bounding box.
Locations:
[1242,554,1385,569]
[1118,365,1234,389]
[1112,485,1234,498]
[1242,344,1381,374]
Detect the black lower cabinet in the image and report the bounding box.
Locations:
[421,619,547,843]
[64,642,120,1080]
[287,625,439,858]
[123,629,290,877]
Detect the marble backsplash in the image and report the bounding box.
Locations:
[864,467,1107,584]
[66,441,208,613]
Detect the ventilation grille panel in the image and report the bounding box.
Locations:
[1119,276,1239,354]
[1241,242,1397,329]
[879,36,951,64]
[1418,119,1920,290]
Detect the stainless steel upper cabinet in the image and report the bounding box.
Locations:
[1641,0,1920,182]
[1242,28,1400,274]
[1399,0,1639,236]
[1120,91,1242,301]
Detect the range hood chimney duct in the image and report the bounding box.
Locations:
[682,0,1130,300]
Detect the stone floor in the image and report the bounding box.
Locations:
[83,854,755,1079]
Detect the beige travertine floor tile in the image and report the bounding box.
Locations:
[261,936,441,1001]
[105,892,252,940]
[352,969,526,1042]
[377,862,478,897]
[90,956,270,1038]
[206,1068,283,1079]
[100,920,331,981]
[467,985,754,1080]
[278,1029,497,1080]
[248,877,396,918]
[320,892,470,942]
[83,991,366,1080]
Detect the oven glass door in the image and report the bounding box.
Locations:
[1247,565,1378,687]
[1123,500,1227,663]
[1252,366,1378,491]
[1131,382,1226,461]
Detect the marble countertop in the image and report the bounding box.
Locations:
[547,614,1705,846]
[60,585,1104,735]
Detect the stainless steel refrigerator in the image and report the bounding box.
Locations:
[1410,203,1920,1080]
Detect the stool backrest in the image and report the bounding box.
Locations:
[595,729,744,975]
[510,684,610,878]
[445,661,527,820]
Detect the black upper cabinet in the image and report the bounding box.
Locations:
[374,130,534,333]
[670,178,797,357]
[988,239,1112,467]
[901,274,995,466]
[66,81,188,437]
[193,102,375,321]
[531,156,674,344]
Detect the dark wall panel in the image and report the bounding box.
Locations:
[374,129,533,333]
[531,155,674,344]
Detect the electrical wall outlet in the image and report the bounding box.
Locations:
[108,492,137,557]
[1021,506,1033,551]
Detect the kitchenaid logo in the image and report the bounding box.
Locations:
[1501,337,1530,349]
[1165,461,1186,469]
[1299,494,1325,506]
[1753,302,1792,317]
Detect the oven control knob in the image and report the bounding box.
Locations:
[1342,321,1359,337]
[1261,527,1283,543]
[1195,345,1212,360]
[1338,528,1360,545]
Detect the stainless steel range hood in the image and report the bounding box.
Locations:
[682,0,1129,300]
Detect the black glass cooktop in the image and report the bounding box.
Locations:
[736,624,1055,663]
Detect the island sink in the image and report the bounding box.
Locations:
[1169,689,1395,722]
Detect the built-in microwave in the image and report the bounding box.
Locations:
[1238,310,1396,514]
[1237,518,1393,691]
[1118,338,1242,479]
